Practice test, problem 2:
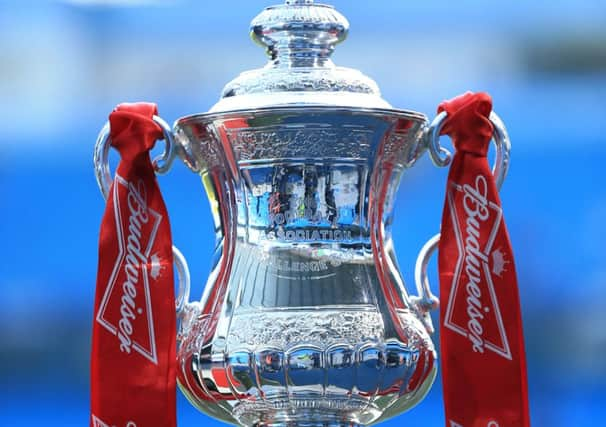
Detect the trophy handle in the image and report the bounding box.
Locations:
[411,111,511,334]
[93,116,191,316]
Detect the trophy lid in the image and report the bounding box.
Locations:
[209,0,393,113]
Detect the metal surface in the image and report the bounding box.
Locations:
[413,111,512,329]
[426,111,452,168]
[173,246,191,315]
[173,105,437,425]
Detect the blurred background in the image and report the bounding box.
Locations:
[1,0,605,425]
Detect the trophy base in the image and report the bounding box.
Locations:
[235,396,378,427]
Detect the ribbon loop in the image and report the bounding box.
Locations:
[109,103,163,161]
[438,91,494,157]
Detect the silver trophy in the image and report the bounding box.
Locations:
[94,1,511,425]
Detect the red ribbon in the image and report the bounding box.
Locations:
[91,103,177,427]
[438,92,530,426]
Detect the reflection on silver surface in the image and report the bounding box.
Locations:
[173,105,437,425]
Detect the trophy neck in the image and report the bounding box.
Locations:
[270,50,336,69]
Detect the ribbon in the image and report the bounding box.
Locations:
[438,92,530,427]
[91,103,176,427]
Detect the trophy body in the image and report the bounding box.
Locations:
[175,108,436,426]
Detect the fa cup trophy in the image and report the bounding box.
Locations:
[91,1,530,426]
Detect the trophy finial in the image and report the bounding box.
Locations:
[250,1,349,65]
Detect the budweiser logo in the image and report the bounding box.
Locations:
[96,175,163,365]
[443,174,512,360]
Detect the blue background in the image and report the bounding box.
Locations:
[1,0,605,425]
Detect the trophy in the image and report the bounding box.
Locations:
[93,1,527,426]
